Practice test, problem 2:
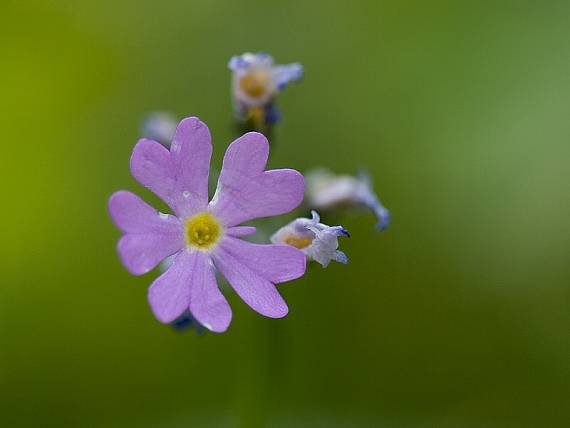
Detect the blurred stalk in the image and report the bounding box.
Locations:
[233,314,270,428]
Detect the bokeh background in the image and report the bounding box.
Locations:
[1,1,569,427]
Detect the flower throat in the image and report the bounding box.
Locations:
[185,212,222,250]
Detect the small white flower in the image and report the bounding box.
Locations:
[141,112,178,147]
[306,169,390,230]
[271,211,349,267]
[229,52,303,126]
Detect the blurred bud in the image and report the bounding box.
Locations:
[305,169,390,231]
[229,52,302,131]
[141,112,178,147]
[159,257,212,334]
[271,210,349,267]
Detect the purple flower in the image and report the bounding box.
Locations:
[109,117,306,333]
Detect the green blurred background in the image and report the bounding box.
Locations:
[1,0,569,427]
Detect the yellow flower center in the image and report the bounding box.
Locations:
[185,212,223,250]
[239,71,270,98]
[284,235,313,249]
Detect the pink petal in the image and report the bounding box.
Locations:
[169,118,212,215]
[148,250,232,332]
[109,191,184,275]
[188,251,232,333]
[209,132,304,227]
[130,117,212,218]
[148,251,192,323]
[226,226,257,237]
[218,236,306,283]
[212,239,291,318]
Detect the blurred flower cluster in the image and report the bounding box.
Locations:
[111,52,390,333]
